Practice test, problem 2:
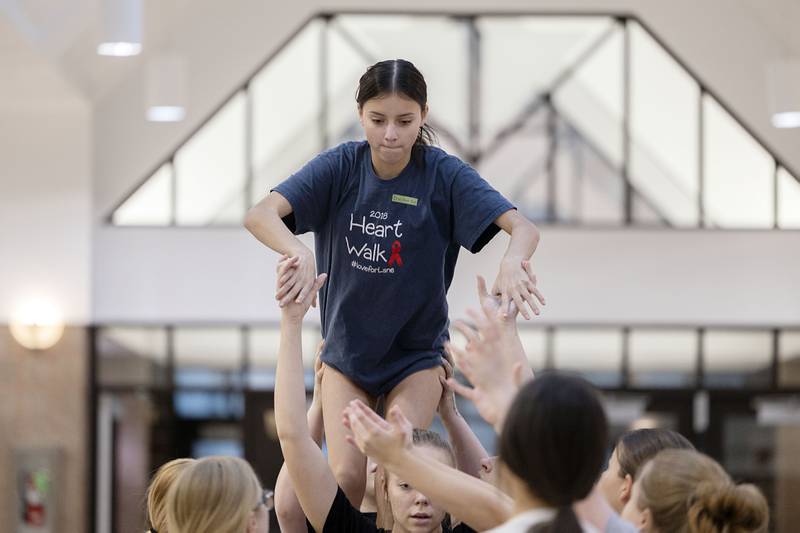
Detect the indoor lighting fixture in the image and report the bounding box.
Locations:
[97,0,143,57]
[755,397,800,425]
[767,59,800,129]
[9,299,65,351]
[145,52,187,122]
[772,112,800,129]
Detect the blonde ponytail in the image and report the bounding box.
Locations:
[165,456,262,533]
[146,458,196,533]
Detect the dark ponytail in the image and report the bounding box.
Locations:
[355,59,437,165]
[499,373,608,533]
[529,507,582,533]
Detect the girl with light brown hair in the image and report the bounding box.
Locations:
[597,429,694,514]
[622,449,768,533]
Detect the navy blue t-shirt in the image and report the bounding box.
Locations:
[273,141,513,396]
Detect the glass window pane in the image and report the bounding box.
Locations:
[479,16,613,149]
[554,23,624,169]
[191,423,244,457]
[721,415,775,486]
[328,20,368,146]
[631,191,666,225]
[250,327,280,369]
[476,109,550,221]
[174,327,242,387]
[629,329,697,388]
[248,326,321,388]
[250,326,322,367]
[557,120,625,224]
[98,327,168,387]
[602,393,652,429]
[518,328,547,371]
[251,20,323,201]
[553,328,623,387]
[629,22,699,226]
[703,96,774,228]
[336,15,470,152]
[174,392,244,419]
[778,167,800,228]
[112,163,172,226]
[779,330,800,388]
[703,330,772,388]
[100,392,157,532]
[175,92,246,225]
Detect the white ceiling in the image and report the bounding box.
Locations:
[0,0,191,103]
[741,0,800,57]
[2,0,800,103]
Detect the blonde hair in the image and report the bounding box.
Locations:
[146,458,196,532]
[165,456,262,533]
[637,449,768,533]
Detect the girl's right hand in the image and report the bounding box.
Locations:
[342,401,413,466]
[445,305,527,431]
[476,275,517,324]
[275,248,319,307]
[277,256,327,321]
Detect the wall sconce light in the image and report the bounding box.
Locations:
[9,300,65,351]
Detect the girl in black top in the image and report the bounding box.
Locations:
[273,264,474,533]
[323,429,475,533]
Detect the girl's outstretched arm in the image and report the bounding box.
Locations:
[274,268,335,533]
[274,342,326,533]
[437,362,488,479]
[475,273,535,383]
[446,302,529,434]
[344,401,513,531]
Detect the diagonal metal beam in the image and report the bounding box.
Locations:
[549,102,674,227]
[478,21,619,163]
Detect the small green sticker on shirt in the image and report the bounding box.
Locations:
[391,194,418,206]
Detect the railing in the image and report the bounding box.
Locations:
[92,322,800,393]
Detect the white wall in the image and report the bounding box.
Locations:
[0,16,91,324]
[93,227,800,326]
[0,106,92,324]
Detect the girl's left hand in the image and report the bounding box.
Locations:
[436,359,458,419]
[491,259,545,320]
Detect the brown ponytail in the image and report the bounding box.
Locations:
[637,449,768,533]
[687,481,769,533]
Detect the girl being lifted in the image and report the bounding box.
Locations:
[244,58,544,508]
